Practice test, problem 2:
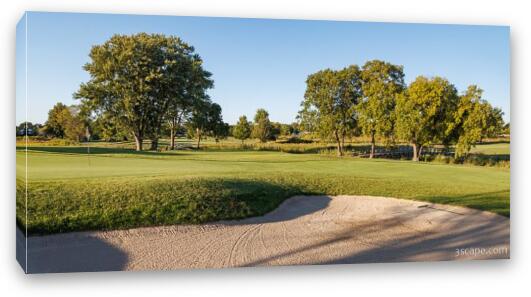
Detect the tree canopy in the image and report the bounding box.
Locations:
[43,102,70,138]
[233,115,252,144]
[252,108,272,143]
[299,66,362,156]
[395,76,459,161]
[358,60,405,158]
[450,85,505,157]
[187,102,227,149]
[75,33,213,151]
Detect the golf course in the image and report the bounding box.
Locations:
[15,19,513,272]
[16,139,510,236]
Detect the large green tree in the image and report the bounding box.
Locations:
[299,66,362,156]
[395,76,459,161]
[358,60,405,158]
[450,85,505,157]
[75,33,208,151]
[233,115,252,144]
[252,108,272,143]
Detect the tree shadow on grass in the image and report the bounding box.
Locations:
[471,153,510,160]
[222,195,332,225]
[17,146,337,164]
[17,146,179,157]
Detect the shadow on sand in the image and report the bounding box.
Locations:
[17,228,128,273]
[237,202,509,267]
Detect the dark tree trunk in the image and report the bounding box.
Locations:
[335,130,343,156]
[170,128,176,150]
[341,133,346,152]
[169,113,184,150]
[150,137,159,151]
[370,131,376,159]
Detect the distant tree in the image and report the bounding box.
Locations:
[42,103,88,141]
[67,107,85,140]
[298,66,362,156]
[214,123,230,142]
[279,124,290,137]
[484,106,504,140]
[270,122,283,140]
[187,102,227,149]
[502,122,510,135]
[16,122,41,136]
[450,86,505,157]
[252,108,272,143]
[232,115,252,144]
[287,122,300,136]
[209,103,228,143]
[75,33,208,151]
[395,76,459,161]
[43,102,70,138]
[358,60,405,158]
[63,105,87,142]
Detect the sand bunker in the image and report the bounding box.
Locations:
[18,195,510,273]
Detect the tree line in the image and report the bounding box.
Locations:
[231,109,300,144]
[21,33,300,149]
[298,60,506,160]
[25,102,299,147]
[18,34,507,160]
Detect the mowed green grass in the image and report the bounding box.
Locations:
[469,142,510,155]
[16,145,510,235]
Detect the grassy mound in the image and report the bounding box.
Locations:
[17,173,509,235]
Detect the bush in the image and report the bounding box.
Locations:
[462,154,510,168]
[432,154,452,164]
[16,136,78,146]
[278,137,314,144]
[427,153,510,168]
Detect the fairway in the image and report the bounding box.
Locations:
[16,145,510,235]
[469,142,510,155]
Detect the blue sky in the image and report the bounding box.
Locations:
[16,12,510,125]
